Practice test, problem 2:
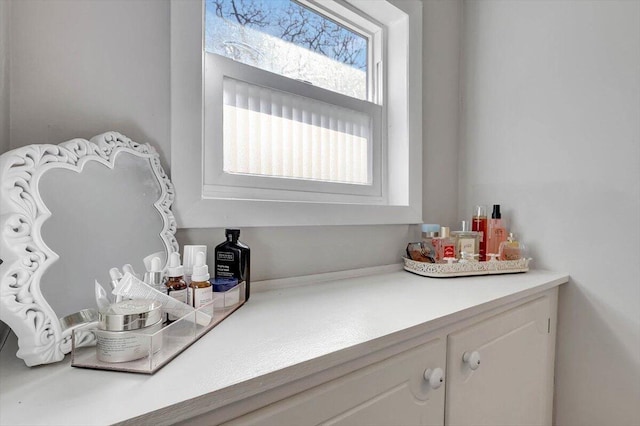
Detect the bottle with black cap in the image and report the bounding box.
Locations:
[487,204,507,256]
[215,229,251,302]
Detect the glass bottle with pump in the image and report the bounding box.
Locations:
[188,252,213,308]
[451,220,479,260]
[487,204,507,257]
[165,252,188,322]
[215,229,251,301]
[472,205,488,261]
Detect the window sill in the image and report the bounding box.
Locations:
[172,193,422,228]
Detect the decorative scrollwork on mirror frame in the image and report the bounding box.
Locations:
[0,132,179,366]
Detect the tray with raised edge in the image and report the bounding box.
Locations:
[403,257,531,278]
[71,282,245,374]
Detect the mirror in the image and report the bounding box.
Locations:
[0,132,178,366]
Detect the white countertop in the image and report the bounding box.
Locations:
[0,266,568,426]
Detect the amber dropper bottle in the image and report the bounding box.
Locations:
[188,252,213,308]
[165,252,188,322]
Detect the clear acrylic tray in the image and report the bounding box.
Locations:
[71,282,245,374]
[403,257,531,278]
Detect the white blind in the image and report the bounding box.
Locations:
[223,77,371,185]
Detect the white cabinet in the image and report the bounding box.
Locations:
[445,295,555,426]
[219,290,557,426]
[223,336,447,426]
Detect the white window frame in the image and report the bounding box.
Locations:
[171,0,422,228]
[205,57,383,202]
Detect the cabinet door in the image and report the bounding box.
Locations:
[225,337,447,426]
[445,296,554,426]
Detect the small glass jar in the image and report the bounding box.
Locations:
[96,299,163,363]
[499,233,526,261]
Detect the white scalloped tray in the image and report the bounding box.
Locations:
[403,257,531,278]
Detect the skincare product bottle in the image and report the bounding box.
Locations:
[472,205,488,261]
[188,252,213,309]
[487,204,507,257]
[451,220,479,260]
[499,233,526,261]
[435,226,456,263]
[183,245,207,285]
[215,229,251,302]
[144,256,165,294]
[165,252,188,322]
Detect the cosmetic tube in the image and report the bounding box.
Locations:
[113,273,211,326]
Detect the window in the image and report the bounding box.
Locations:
[206,0,369,100]
[171,0,422,227]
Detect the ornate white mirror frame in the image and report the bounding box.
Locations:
[0,132,179,366]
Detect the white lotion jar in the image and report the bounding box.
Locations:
[96,299,163,363]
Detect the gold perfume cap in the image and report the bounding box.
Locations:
[440,226,451,238]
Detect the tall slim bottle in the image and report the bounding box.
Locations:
[487,204,507,256]
[472,205,488,261]
[215,229,251,302]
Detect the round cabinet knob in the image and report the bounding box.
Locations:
[423,367,444,389]
[462,351,481,370]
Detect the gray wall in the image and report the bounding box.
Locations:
[460,1,640,424]
[0,0,9,153]
[9,1,637,424]
[3,0,462,281]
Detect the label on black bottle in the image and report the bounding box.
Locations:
[216,251,239,280]
[217,252,234,262]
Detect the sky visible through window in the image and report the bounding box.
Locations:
[206,0,367,70]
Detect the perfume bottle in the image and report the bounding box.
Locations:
[416,224,439,263]
[451,220,479,260]
[406,242,435,263]
[499,233,526,261]
[421,224,440,244]
[188,252,213,308]
[472,205,488,261]
[215,229,251,302]
[487,204,507,257]
[165,252,187,322]
[434,226,456,263]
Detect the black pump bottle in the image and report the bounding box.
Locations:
[215,229,251,301]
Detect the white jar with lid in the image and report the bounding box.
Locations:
[96,299,163,363]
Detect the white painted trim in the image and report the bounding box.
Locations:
[170,0,422,228]
[204,55,383,200]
